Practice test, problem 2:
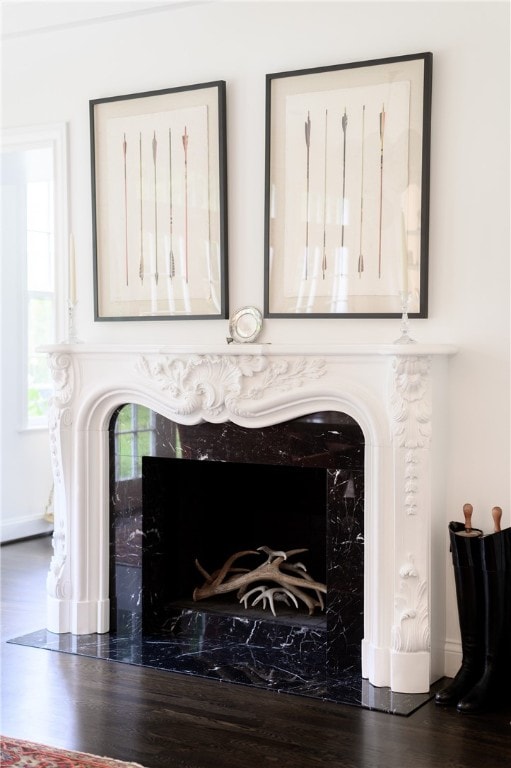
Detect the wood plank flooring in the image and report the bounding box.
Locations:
[1,536,510,768]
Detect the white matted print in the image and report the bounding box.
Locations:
[264,53,432,318]
[91,81,228,320]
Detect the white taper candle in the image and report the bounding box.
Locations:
[401,213,408,294]
[69,233,77,305]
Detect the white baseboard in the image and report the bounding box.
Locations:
[1,516,53,544]
[443,639,462,677]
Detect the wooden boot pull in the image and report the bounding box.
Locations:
[459,503,481,537]
[492,506,502,533]
[455,503,504,537]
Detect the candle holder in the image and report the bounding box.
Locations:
[61,300,83,344]
[394,291,416,345]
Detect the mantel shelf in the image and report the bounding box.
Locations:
[40,342,459,357]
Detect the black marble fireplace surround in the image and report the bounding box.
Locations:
[112,408,365,693]
[10,407,439,716]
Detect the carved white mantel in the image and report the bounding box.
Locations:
[41,342,457,694]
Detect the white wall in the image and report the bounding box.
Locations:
[1,1,510,668]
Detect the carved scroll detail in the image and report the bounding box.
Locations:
[391,554,430,653]
[403,449,420,516]
[46,353,74,479]
[46,522,70,600]
[390,355,432,449]
[391,355,432,517]
[44,353,74,601]
[48,352,74,407]
[137,354,326,417]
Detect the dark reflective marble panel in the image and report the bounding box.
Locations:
[8,625,437,716]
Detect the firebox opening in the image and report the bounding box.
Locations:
[141,456,328,632]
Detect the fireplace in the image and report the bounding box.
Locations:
[110,410,365,699]
[40,341,457,701]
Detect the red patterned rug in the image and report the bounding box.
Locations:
[0,736,147,768]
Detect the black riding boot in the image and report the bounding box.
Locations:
[457,526,511,713]
[435,521,485,706]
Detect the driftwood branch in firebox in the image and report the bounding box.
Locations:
[193,546,327,616]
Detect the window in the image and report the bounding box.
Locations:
[25,147,55,421]
[1,123,68,429]
[114,404,156,480]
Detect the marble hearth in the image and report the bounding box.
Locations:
[37,342,456,701]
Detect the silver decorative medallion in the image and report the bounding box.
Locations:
[228,306,263,344]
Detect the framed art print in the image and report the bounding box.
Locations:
[264,52,432,318]
[90,81,228,320]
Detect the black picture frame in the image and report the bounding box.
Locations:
[264,53,432,318]
[90,81,228,320]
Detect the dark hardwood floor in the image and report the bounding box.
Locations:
[1,536,510,768]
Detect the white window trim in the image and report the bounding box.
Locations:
[1,122,69,430]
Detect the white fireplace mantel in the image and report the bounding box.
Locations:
[41,341,457,694]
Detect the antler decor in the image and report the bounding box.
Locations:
[193,546,326,617]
